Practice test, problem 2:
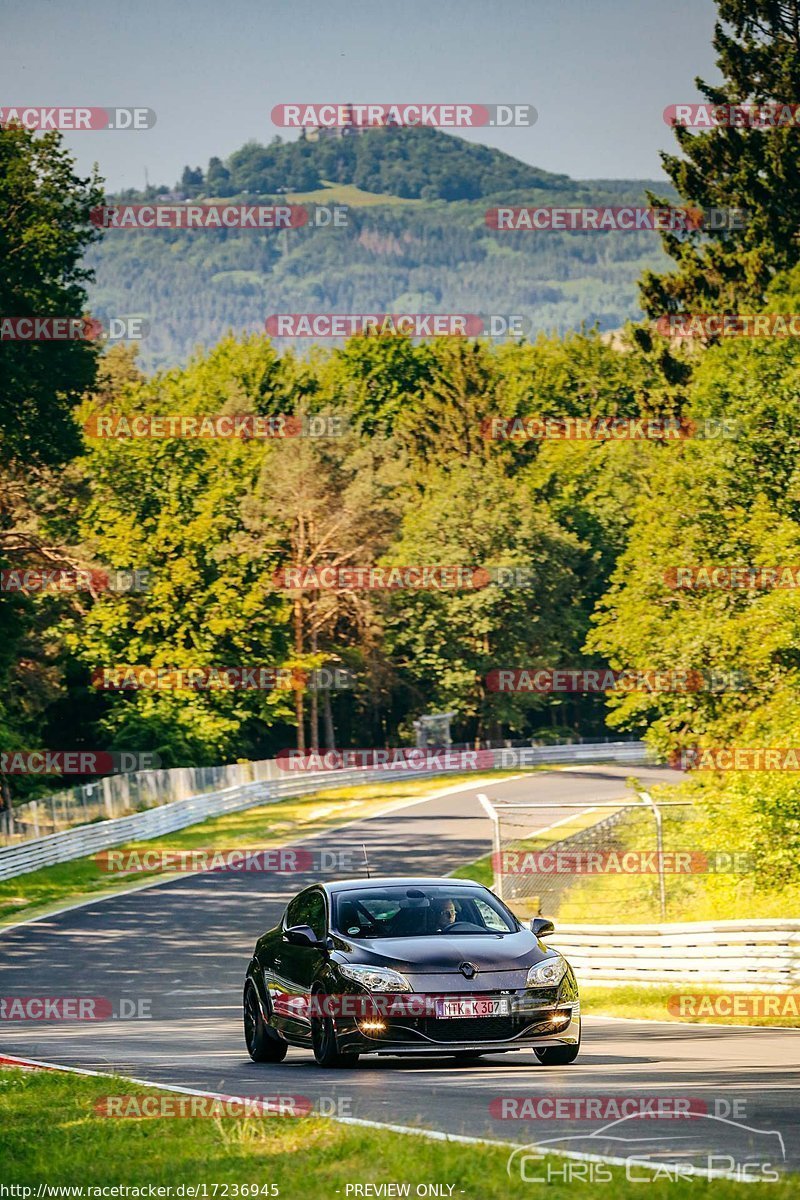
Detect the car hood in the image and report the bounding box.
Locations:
[336,929,549,973]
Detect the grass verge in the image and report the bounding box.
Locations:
[0,1067,793,1196]
[581,985,800,1028]
[283,180,423,206]
[0,771,523,927]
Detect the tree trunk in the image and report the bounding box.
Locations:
[294,594,305,753]
[310,625,319,752]
[322,688,336,751]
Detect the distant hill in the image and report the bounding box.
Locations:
[119,126,578,204]
[87,128,674,368]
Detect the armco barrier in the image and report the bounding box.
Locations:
[547,920,800,989]
[0,766,436,882]
[0,740,650,881]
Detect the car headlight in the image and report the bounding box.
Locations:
[526,956,568,987]
[339,964,412,993]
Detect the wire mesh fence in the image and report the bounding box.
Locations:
[0,759,280,846]
[0,738,650,847]
[479,793,726,923]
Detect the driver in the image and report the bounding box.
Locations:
[432,897,457,931]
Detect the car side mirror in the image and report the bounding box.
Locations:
[530,917,555,938]
[283,924,325,949]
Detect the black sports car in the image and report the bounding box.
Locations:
[243,876,580,1067]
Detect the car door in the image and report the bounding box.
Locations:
[271,887,328,1042]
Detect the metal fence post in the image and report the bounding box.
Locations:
[477,793,503,899]
[640,790,666,921]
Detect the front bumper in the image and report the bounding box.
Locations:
[335,987,580,1056]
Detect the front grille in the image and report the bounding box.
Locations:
[381,1010,567,1044]
[419,1015,520,1042]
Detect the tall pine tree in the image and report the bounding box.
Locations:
[640,0,800,316]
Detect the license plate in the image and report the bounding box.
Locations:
[435,997,509,1019]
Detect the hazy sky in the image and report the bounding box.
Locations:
[4,0,720,192]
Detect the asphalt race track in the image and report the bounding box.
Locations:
[1,765,797,1180]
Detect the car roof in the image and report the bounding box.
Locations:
[322,877,487,894]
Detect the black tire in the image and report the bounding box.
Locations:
[311,1006,358,1069]
[534,1021,581,1065]
[244,981,288,1063]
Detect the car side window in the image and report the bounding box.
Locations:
[284,896,303,929]
[474,897,510,932]
[286,889,326,940]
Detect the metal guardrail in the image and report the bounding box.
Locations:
[0,740,651,881]
[547,920,800,989]
[489,742,653,768]
[0,765,444,882]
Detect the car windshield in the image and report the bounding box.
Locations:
[332,885,517,939]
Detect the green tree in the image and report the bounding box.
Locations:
[0,122,103,467]
[0,123,104,801]
[383,463,583,742]
[206,156,232,197]
[640,0,800,316]
[66,337,301,763]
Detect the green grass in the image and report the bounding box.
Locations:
[454,792,800,924]
[282,180,423,206]
[0,1068,793,1196]
[452,797,800,1030]
[0,771,524,927]
[582,985,800,1028]
[538,803,800,923]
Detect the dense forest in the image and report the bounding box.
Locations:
[167,126,574,202]
[3,0,800,894]
[89,129,674,368]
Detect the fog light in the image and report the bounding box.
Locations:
[360,1020,386,1032]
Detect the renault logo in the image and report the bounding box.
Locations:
[459,961,477,979]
